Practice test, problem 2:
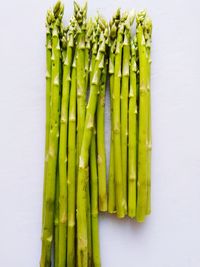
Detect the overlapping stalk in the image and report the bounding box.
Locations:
[40,2,64,266]
[121,12,135,208]
[113,13,127,218]
[77,17,108,266]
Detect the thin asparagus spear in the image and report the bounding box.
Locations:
[143,16,152,215]
[97,58,108,212]
[40,2,64,266]
[90,128,101,267]
[113,14,127,218]
[77,17,108,266]
[42,9,53,226]
[108,10,120,213]
[85,19,93,266]
[136,11,148,222]
[128,38,137,218]
[74,1,87,160]
[121,12,135,208]
[67,47,77,267]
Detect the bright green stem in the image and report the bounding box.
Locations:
[136,23,148,223]
[42,19,52,226]
[40,7,63,265]
[90,130,101,267]
[108,44,116,214]
[128,41,137,218]
[67,50,77,267]
[121,28,130,211]
[97,60,108,212]
[113,23,126,218]
[77,37,106,267]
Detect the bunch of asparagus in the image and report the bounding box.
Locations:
[40,1,152,267]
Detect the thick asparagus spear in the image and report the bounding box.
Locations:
[128,38,137,218]
[136,11,148,222]
[97,58,108,212]
[77,17,108,266]
[67,47,77,267]
[90,128,101,267]
[113,14,127,218]
[40,2,64,266]
[143,17,152,215]
[121,12,135,207]
[42,8,53,226]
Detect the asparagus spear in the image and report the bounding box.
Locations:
[136,11,148,222]
[42,8,53,227]
[77,17,108,266]
[40,2,64,266]
[113,14,127,218]
[121,12,135,208]
[74,1,87,160]
[85,19,93,266]
[67,47,77,267]
[97,58,108,212]
[108,9,120,213]
[90,128,101,267]
[143,16,152,215]
[128,38,137,218]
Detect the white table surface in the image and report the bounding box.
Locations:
[0,0,200,266]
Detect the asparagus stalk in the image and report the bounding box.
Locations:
[128,38,137,218]
[143,17,152,215]
[90,128,101,267]
[74,2,87,160]
[113,14,127,218]
[121,12,135,208]
[40,2,64,266]
[42,9,53,226]
[108,10,120,213]
[97,58,108,212]
[136,11,148,222]
[77,18,108,266]
[67,47,77,267]
[85,19,93,266]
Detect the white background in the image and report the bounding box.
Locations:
[0,0,200,266]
